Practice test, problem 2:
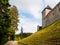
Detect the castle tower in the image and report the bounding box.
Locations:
[42,5,52,27]
[37,25,42,31]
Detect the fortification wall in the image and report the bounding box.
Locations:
[45,4,60,26]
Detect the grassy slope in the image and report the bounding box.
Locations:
[18,20,60,45]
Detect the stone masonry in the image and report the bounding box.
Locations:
[42,2,60,27]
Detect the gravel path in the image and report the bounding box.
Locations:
[4,41,19,45]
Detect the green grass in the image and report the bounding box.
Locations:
[15,35,21,41]
[18,20,60,45]
[15,36,21,41]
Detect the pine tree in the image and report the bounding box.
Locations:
[20,27,23,39]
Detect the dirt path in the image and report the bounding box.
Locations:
[4,41,19,45]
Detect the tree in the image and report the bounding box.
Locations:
[0,0,19,44]
[8,6,19,40]
[0,0,11,45]
[20,27,23,39]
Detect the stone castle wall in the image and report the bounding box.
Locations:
[43,3,60,27]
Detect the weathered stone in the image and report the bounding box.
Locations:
[42,2,60,27]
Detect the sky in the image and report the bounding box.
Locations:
[9,0,60,34]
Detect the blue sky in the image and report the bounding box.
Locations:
[9,0,60,34]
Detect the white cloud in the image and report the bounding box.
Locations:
[28,5,42,19]
[9,0,43,19]
[22,18,40,32]
[19,0,43,19]
[44,0,60,8]
[15,17,41,34]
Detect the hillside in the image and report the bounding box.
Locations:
[18,20,60,45]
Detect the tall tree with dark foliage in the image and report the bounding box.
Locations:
[0,0,11,45]
[8,6,19,40]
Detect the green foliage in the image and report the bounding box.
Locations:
[19,20,60,45]
[15,34,21,41]
[0,0,11,45]
[20,33,32,39]
[8,6,19,40]
[15,33,32,41]
[0,0,18,45]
